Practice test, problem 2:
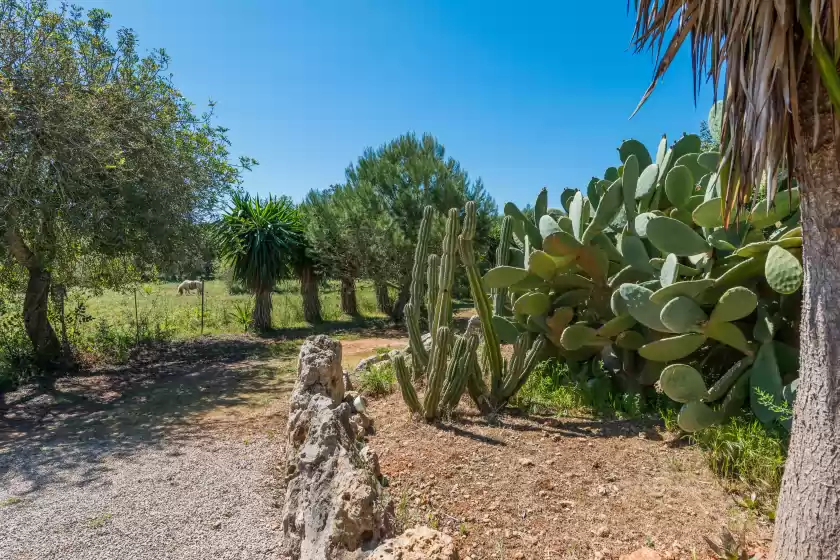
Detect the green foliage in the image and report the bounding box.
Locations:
[488,114,802,433]
[359,362,396,397]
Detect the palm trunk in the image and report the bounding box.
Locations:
[299,264,322,324]
[340,276,358,315]
[374,280,392,315]
[773,87,840,559]
[252,289,272,331]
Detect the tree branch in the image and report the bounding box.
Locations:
[3,226,39,270]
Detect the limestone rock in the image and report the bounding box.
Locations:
[281,335,395,559]
[367,527,458,559]
[354,352,390,374]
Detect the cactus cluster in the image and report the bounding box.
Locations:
[395,203,547,421]
[488,127,801,432]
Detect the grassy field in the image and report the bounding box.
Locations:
[80,279,385,339]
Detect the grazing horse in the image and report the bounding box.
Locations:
[177,280,203,295]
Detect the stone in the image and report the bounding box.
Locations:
[518,457,534,467]
[367,526,458,559]
[596,526,610,537]
[620,549,664,560]
[354,352,390,374]
[360,446,381,478]
[280,335,395,559]
[343,369,353,391]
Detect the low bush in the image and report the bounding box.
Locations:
[359,362,396,397]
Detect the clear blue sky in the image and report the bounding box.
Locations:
[69,1,713,209]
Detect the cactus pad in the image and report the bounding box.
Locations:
[619,139,652,168]
[750,342,784,425]
[618,283,672,332]
[619,234,655,274]
[638,333,706,361]
[560,324,604,351]
[660,253,679,287]
[528,250,557,281]
[492,315,522,344]
[645,216,709,256]
[660,296,708,333]
[636,164,659,200]
[659,363,708,402]
[597,313,637,338]
[678,401,721,432]
[709,286,758,323]
[513,292,550,316]
[538,214,560,239]
[483,266,530,289]
[649,279,714,304]
[616,330,646,350]
[765,245,803,294]
[703,321,752,355]
[665,165,694,209]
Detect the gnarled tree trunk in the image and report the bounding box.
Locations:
[252,289,273,331]
[3,228,61,367]
[389,281,411,323]
[340,276,358,315]
[374,280,392,316]
[773,85,840,560]
[299,264,322,324]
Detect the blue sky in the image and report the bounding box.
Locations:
[69,1,713,209]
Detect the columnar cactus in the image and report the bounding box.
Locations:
[394,202,547,421]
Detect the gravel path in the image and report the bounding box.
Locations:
[0,336,292,560]
[1,426,283,560]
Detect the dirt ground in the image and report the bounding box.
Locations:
[1,333,773,560]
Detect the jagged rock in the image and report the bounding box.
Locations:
[343,369,353,391]
[354,353,389,374]
[359,446,381,478]
[344,390,361,407]
[281,335,395,559]
[367,527,458,559]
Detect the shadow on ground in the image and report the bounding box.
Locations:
[0,335,297,497]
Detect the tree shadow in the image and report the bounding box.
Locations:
[0,335,296,497]
[255,317,405,341]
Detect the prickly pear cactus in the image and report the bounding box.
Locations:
[488,122,802,432]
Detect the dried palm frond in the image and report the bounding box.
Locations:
[629,0,840,223]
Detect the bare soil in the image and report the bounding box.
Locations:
[341,337,409,369]
[365,392,774,560]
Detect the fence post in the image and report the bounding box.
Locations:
[134,288,139,345]
[201,280,205,335]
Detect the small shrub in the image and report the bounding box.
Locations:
[358,361,396,397]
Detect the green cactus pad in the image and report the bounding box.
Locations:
[750,188,800,229]
[655,135,667,166]
[734,237,802,258]
[779,225,802,239]
[554,288,591,307]
[528,250,557,281]
[553,273,594,291]
[633,211,659,238]
[665,165,694,209]
[645,217,709,256]
[575,245,610,281]
[773,341,800,376]
[687,195,705,212]
[556,215,574,235]
[706,228,738,251]
[619,234,655,274]
[619,139,652,168]
[703,321,752,355]
[592,232,625,263]
[638,360,666,385]
[639,333,705,361]
[750,342,784,425]
[560,324,605,351]
[569,191,587,241]
[649,279,714,305]
[591,178,623,229]
[718,371,750,418]
[534,188,548,224]
[674,153,705,184]
[660,253,679,287]
[610,288,628,316]
[538,214,561,239]
[543,231,583,257]
[692,197,726,228]
[659,363,708,402]
[622,155,639,220]
[616,330,646,350]
[618,284,672,332]
[636,164,659,200]
[608,265,653,289]
[678,401,721,432]
[713,256,765,291]
[597,314,637,338]
[709,286,758,323]
[483,266,530,289]
[604,167,619,181]
[649,257,700,276]
[560,188,576,213]
[660,296,708,333]
[697,151,720,172]
[509,274,548,292]
[546,307,575,345]
[492,315,522,344]
[669,207,694,226]
[765,245,803,294]
[513,292,550,316]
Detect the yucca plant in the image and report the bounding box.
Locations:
[215,193,303,331]
[628,2,840,557]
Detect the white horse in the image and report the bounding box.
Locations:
[177,280,203,295]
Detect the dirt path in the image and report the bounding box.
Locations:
[1,336,295,560]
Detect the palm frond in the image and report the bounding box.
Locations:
[215,192,303,293]
[630,0,840,222]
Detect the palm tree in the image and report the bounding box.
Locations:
[629,3,840,558]
[216,193,302,331]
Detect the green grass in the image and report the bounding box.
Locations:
[358,361,396,397]
[689,416,788,508]
[1,497,22,507]
[81,279,383,339]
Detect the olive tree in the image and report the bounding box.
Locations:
[0,1,248,365]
